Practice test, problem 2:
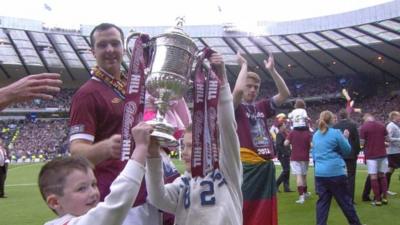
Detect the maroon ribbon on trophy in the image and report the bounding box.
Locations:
[121,34,150,160]
[191,48,221,177]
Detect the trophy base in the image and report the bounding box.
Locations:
[146,120,178,148]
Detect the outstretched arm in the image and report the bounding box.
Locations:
[232,53,248,109]
[265,54,290,106]
[0,73,62,111]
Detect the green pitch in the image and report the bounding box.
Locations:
[0,161,399,225]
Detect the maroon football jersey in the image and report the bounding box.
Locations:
[288,129,312,161]
[235,99,276,159]
[69,78,127,201]
[360,120,388,159]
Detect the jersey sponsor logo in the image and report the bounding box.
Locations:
[69,124,85,135]
[246,111,265,119]
[111,97,122,104]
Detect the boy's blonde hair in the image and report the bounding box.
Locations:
[247,72,261,83]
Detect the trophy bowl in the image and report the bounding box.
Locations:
[145,25,198,147]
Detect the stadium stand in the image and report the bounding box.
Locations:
[0,1,399,162]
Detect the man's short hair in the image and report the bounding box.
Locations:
[246,72,261,83]
[38,156,93,201]
[89,23,124,48]
[363,113,374,122]
[338,109,349,120]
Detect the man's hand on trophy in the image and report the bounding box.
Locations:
[209,53,227,84]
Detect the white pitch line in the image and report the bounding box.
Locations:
[8,163,42,171]
[6,183,37,187]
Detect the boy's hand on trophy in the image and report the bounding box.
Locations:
[148,138,161,158]
[132,122,154,149]
[209,53,227,84]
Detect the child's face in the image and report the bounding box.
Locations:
[56,169,100,216]
[182,132,192,172]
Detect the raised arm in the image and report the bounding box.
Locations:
[264,54,290,106]
[232,53,248,109]
[145,140,181,214]
[210,52,242,188]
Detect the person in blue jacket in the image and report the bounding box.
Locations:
[312,110,362,225]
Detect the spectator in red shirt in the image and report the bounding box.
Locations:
[285,127,312,204]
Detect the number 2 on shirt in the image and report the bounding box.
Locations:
[200,180,216,205]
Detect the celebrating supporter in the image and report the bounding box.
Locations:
[233,52,290,225]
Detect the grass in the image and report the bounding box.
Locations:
[0,160,399,225]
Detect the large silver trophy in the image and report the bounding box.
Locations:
[126,19,198,146]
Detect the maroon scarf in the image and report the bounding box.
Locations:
[192,48,221,177]
[121,34,150,160]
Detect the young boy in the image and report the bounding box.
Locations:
[145,53,243,225]
[39,122,153,225]
[288,98,311,130]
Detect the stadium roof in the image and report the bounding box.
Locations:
[0,1,400,87]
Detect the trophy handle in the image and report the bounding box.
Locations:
[194,50,211,75]
[125,33,154,72]
[125,32,140,58]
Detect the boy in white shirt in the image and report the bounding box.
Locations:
[288,99,311,131]
[39,122,153,225]
[145,53,243,225]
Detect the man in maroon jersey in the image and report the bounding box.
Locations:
[69,23,178,225]
[233,53,290,225]
[360,113,388,206]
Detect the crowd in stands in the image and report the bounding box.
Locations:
[7,89,75,109]
[0,75,398,162]
[258,77,344,99]
[1,119,68,161]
